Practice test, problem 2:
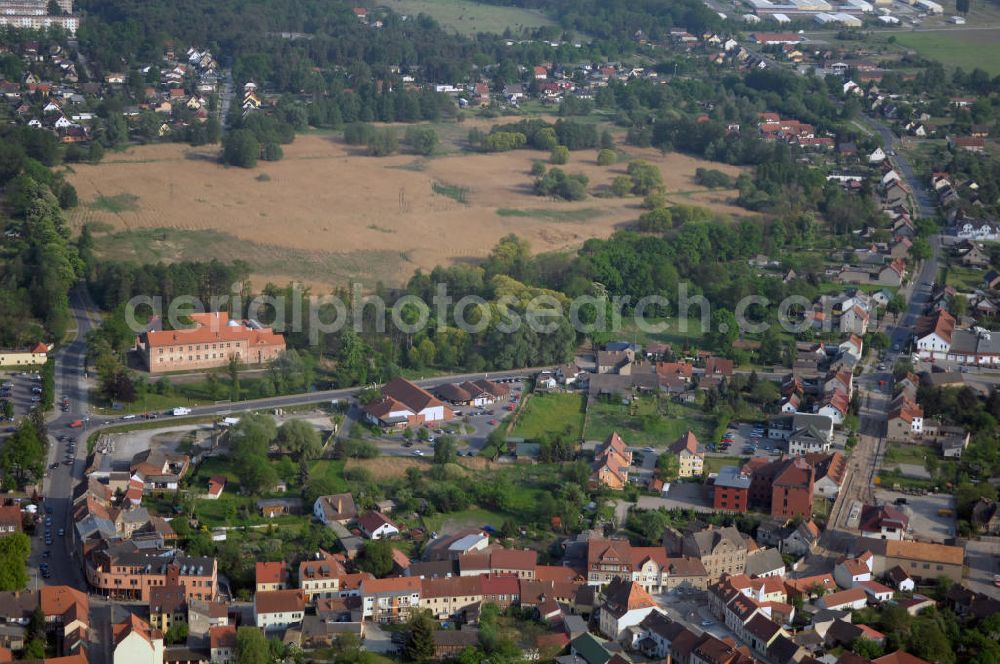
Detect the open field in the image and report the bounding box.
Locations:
[66,130,750,289]
[388,0,556,36]
[511,392,586,440]
[584,398,712,446]
[893,29,1000,76]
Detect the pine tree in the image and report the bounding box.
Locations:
[403,611,435,662]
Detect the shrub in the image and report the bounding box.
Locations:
[367,128,399,157]
[530,161,546,177]
[610,175,632,197]
[550,145,569,165]
[695,167,734,188]
[597,148,616,166]
[344,122,376,145]
[535,167,588,201]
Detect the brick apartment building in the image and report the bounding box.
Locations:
[743,457,815,519]
[713,467,751,512]
[137,311,285,374]
[86,549,217,602]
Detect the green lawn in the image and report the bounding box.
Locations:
[894,29,1000,76]
[422,507,512,533]
[308,459,348,493]
[601,316,707,350]
[89,389,212,415]
[944,265,986,292]
[704,455,748,474]
[390,0,556,36]
[584,396,712,447]
[511,392,585,441]
[884,443,934,466]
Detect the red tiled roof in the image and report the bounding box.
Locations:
[491,548,536,571]
[210,625,237,649]
[670,431,701,455]
[255,561,287,586]
[255,589,305,614]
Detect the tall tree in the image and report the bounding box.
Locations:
[236,626,270,664]
[0,422,45,489]
[403,611,436,662]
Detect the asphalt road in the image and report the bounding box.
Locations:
[34,287,100,591]
[826,118,942,543]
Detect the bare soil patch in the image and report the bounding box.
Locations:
[67,133,750,289]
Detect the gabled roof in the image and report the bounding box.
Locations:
[860,505,909,533]
[358,510,398,534]
[915,309,956,344]
[745,613,783,642]
[254,589,305,614]
[113,613,157,646]
[255,561,287,586]
[821,587,867,608]
[378,377,446,414]
[602,577,655,618]
[670,431,703,456]
[210,625,237,649]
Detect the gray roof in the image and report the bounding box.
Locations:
[687,526,745,557]
[715,466,751,489]
[792,412,834,432]
[744,548,785,577]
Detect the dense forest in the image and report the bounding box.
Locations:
[0,126,85,345]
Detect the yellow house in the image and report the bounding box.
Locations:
[0,342,50,367]
[669,431,705,478]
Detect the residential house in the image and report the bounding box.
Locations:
[887,398,924,441]
[744,548,786,579]
[598,578,657,639]
[298,550,347,602]
[675,525,748,579]
[915,310,956,360]
[817,587,868,611]
[255,562,288,593]
[886,566,915,592]
[40,586,89,653]
[810,452,847,498]
[420,576,483,620]
[860,505,909,541]
[669,431,705,478]
[591,432,632,490]
[148,579,187,634]
[254,589,305,632]
[840,305,870,336]
[205,477,225,500]
[834,552,874,589]
[112,614,163,664]
[312,494,356,526]
[209,626,237,664]
[360,577,422,624]
[744,456,815,520]
[358,511,400,540]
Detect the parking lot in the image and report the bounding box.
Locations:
[874,488,956,543]
[1,369,45,428]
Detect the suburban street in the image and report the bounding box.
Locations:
[826,118,942,544]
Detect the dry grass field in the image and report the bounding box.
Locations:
[66,129,749,290]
